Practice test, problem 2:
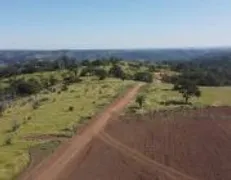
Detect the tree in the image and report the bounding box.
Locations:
[81,59,91,66]
[94,68,108,80]
[109,65,125,79]
[9,78,42,96]
[173,78,201,103]
[134,72,153,83]
[135,94,146,108]
[80,67,94,77]
[49,75,59,86]
[148,65,156,72]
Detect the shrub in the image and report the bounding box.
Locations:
[135,94,146,108]
[32,100,40,109]
[11,119,20,132]
[72,124,78,133]
[109,65,125,79]
[49,75,59,86]
[0,102,6,116]
[51,87,56,93]
[134,72,153,83]
[61,84,68,91]
[68,106,74,111]
[20,100,27,106]
[94,68,108,80]
[39,97,49,102]
[4,135,12,146]
[40,77,50,89]
[80,67,94,77]
[9,78,42,96]
[63,75,81,85]
[42,90,50,94]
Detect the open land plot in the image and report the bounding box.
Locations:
[129,83,231,113]
[66,106,231,180]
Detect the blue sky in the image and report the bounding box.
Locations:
[1,0,231,49]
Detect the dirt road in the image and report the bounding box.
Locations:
[21,83,143,180]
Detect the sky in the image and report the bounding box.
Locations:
[0,0,231,49]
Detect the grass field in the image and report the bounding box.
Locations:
[130,82,231,112]
[0,77,134,180]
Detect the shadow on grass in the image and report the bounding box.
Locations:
[161,88,172,91]
[160,100,192,106]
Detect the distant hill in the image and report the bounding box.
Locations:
[1,48,231,64]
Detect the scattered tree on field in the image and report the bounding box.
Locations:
[109,65,125,79]
[134,72,153,83]
[94,68,108,80]
[136,94,146,108]
[173,78,201,103]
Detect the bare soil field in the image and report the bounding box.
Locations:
[66,106,231,180]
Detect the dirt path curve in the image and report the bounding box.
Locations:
[99,132,198,180]
[20,83,143,180]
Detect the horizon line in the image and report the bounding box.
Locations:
[1,46,231,51]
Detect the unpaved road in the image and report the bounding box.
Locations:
[21,83,143,180]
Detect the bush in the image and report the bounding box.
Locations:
[80,67,94,77]
[0,102,6,116]
[63,75,81,85]
[32,100,40,109]
[4,135,12,145]
[134,72,153,83]
[9,78,42,96]
[49,75,59,86]
[40,77,50,89]
[68,106,74,111]
[135,94,146,108]
[94,68,108,80]
[109,65,125,79]
[61,84,68,91]
[51,87,56,93]
[11,119,20,132]
[39,97,49,102]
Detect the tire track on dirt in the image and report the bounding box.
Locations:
[99,132,198,180]
[20,83,143,180]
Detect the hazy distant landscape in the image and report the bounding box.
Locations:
[1,48,231,65]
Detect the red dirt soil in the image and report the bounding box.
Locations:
[20,83,143,180]
[66,107,231,180]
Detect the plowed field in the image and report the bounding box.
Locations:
[67,107,231,180]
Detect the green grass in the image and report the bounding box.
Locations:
[0,77,134,180]
[130,83,231,113]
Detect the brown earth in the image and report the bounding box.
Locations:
[20,83,143,180]
[66,106,231,180]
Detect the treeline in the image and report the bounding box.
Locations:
[163,54,231,86]
[0,57,154,101]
